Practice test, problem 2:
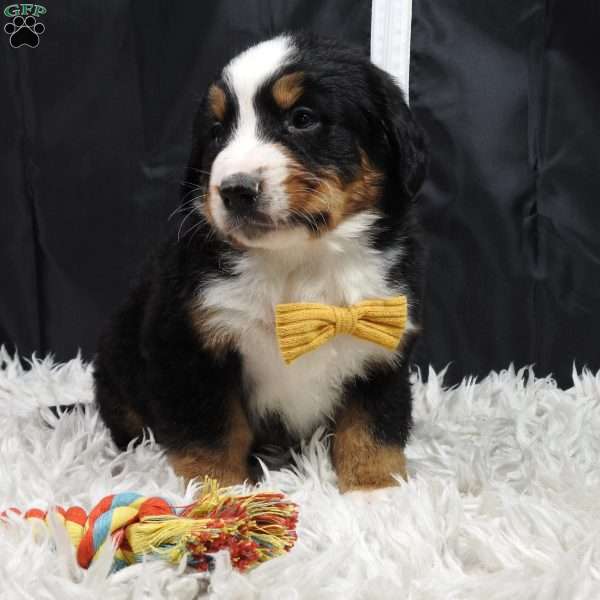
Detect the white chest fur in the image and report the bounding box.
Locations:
[197,213,410,437]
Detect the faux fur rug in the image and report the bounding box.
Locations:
[1,347,599,599]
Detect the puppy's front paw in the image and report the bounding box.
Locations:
[337,470,406,494]
[332,406,407,493]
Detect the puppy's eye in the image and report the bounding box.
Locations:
[211,122,224,144]
[288,107,319,132]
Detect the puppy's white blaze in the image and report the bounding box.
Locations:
[225,34,293,143]
[209,36,295,231]
[198,211,417,437]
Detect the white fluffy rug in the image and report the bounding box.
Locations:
[1,347,600,599]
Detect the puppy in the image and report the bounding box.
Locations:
[94,33,427,492]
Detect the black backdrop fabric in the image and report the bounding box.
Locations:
[1,1,598,387]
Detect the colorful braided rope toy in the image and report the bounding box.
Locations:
[1,479,298,572]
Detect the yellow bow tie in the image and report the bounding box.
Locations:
[275,296,408,364]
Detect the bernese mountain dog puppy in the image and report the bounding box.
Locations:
[94,33,427,492]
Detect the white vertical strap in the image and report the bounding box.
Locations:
[370,0,413,102]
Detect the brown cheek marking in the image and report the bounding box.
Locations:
[272,71,304,110]
[208,84,227,121]
[282,148,383,237]
[343,152,384,217]
[278,144,341,235]
[311,168,346,230]
[332,404,407,492]
[283,160,332,233]
[168,396,253,486]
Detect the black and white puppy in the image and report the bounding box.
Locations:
[94,33,427,492]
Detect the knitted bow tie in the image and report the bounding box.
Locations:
[275,296,407,364]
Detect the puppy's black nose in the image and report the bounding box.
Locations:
[219,173,260,214]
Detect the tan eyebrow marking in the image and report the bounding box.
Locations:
[272,71,304,110]
[208,84,227,121]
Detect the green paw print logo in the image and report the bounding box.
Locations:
[3,4,46,48]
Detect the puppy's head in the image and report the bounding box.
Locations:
[186,34,427,249]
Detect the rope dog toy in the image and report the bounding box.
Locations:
[1,479,298,572]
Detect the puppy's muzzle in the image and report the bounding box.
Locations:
[219,172,261,217]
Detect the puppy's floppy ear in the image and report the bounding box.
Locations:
[375,68,428,200]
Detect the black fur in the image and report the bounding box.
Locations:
[95,34,427,478]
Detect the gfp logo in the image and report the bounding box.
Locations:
[3,4,46,48]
